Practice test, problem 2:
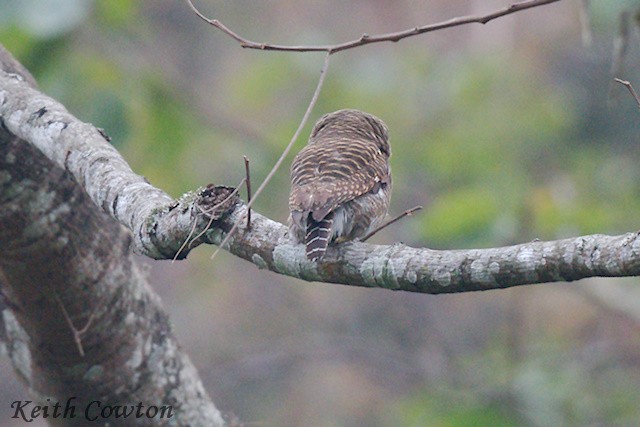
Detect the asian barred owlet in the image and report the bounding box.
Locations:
[288,109,392,261]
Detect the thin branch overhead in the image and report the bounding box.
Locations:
[186,0,564,54]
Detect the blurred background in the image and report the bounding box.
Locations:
[2,0,640,425]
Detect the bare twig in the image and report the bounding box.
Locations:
[53,293,95,357]
[361,205,423,242]
[614,78,640,109]
[186,0,563,54]
[211,53,331,260]
[244,155,252,229]
[609,11,630,103]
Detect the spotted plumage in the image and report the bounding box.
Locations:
[288,109,392,261]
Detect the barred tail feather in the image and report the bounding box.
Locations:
[305,212,334,261]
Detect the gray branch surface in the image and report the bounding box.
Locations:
[213,205,640,292]
[2,49,640,296]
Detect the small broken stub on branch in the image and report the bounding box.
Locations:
[171,184,241,261]
[198,184,240,221]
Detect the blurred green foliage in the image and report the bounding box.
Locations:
[5,2,640,241]
[388,393,519,427]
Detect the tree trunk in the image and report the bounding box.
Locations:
[0,45,225,427]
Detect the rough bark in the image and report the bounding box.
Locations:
[0,45,224,426]
[213,205,640,292]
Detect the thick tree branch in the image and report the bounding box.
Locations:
[2,64,640,295]
[0,68,212,259]
[187,0,563,54]
[210,204,640,293]
[0,46,225,427]
[0,126,225,427]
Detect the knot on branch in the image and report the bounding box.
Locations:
[198,184,240,221]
